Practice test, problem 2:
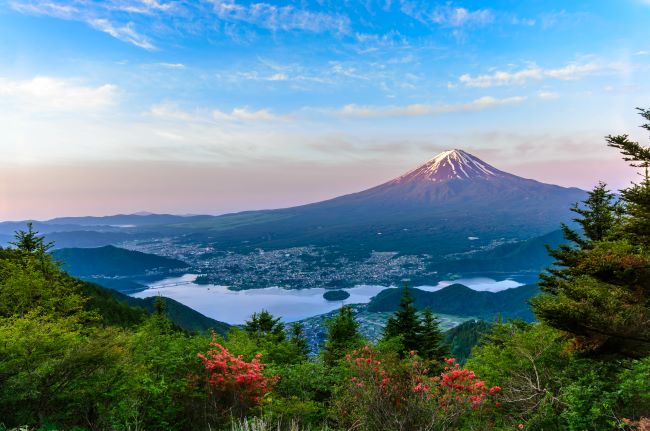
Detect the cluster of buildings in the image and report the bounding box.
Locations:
[123,238,438,290]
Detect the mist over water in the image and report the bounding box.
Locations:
[131,274,523,324]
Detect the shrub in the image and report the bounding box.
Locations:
[199,339,277,421]
[334,346,500,430]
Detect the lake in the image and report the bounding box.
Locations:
[131,274,524,324]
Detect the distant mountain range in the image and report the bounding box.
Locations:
[3,149,583,267]
[366,283,540,321]
[45,213,212,227]
[0,214,212,248]
[53,245,189,277]
[166,149,584,256]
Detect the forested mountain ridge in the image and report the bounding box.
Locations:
[0,230,228,334]
[3,151,585,261]
[53,245,190,277]
[367,283,539,321]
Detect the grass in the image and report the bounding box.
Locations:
[231,417,329,431]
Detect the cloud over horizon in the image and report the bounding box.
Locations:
[458,60,630,88]
[339,96,527,118]
[0,76,118,111]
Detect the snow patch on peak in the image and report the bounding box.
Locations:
[395,149,505,183]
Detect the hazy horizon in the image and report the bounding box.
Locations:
[2,0,649,220]
[0,148,640,221]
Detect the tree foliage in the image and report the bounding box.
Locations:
[532,109,650,357]
[383,284,421,354]
[322,305,364,367]
[335,346,501,431]
[382,286,448,362]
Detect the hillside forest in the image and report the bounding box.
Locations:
[1,109,650,430]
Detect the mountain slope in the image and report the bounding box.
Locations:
[177,150,585,256]
[47,213,212,227]
[440,229,566,273]
[366,284,540,321]
[53,245,189,277]
[111,292,231,334]
[78,279,230,334]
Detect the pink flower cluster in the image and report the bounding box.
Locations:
[346,348,501,413]
[437,358,501,409]
[198,341,275,405]
[347,346,392,391]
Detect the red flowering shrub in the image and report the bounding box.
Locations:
[336,346,501,430]
[198,339,277,419]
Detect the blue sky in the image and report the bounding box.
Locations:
[1,0,650,219]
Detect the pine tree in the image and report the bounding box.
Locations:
[532,108,650,357]
[383,284,421,355]
[540,182,618,293]
[244,310,286,341]
[10,222,54,255]
[606,108,650,246]
[154,295,167,316]
[10,223,56,274]
[323,305,364,366]
[289,322,310,359]
[418,308,448,362]
[569,181,618,244]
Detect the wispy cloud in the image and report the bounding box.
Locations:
[431,6,494,27]
[212,107,290,121]
[458,61,618,88]
[108,0,176,14]
[537,90,560,100]
[157,62,186,69]
[398,1,494,28]
[89,19,156,50]
[209,0,350,34]
[8,0,349,50]
[0,76,118,111]
[10,1,157,49]
[148,103,199,121]
[232,71,291,81]
[338,96,526,119]
[148,103,289,122]
[9,0,77,18]
[538,10,594,30]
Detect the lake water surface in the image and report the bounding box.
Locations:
[131,274,524,324]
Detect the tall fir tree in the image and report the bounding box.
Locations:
[540,182,619,293]
[606,107,650,246]
[289,322,310,359]
[323,305,364,366]
[10,223,56,274]
[568,181,618,244]
[383,284,421,355]
[532,108,650,357]
[418,308,448,362]
[244,310,286,341]
[10,223,54,255]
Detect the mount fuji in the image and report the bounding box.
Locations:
[179,149,586,257]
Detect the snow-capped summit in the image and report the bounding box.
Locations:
[189,148,586,258]
[395,149,506,183]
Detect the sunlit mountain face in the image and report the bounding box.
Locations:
[166,149,586,257]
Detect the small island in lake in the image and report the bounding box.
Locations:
[195,275,210,285]
[323,290,350,301]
